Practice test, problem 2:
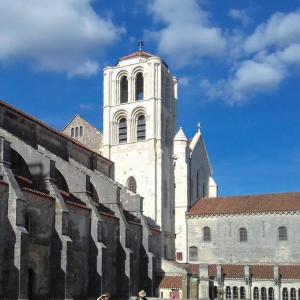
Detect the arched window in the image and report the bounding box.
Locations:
[298,288,300,300]
[268,287,274,300]
[75,127,79,137]
[291,288,296,300]
[79,126,83,137]
[118,118,127,143]
[137,115,146,140]
[189,246,198,261]
[127,177,137,193]
[278,226,288,241]
[239,228,248,242]
[240,287,246,299]
[233,286,238,299]
[253,287,259,300]
[282,288,288,300]
[135,72,144,100]
[225,287,231,299]
[203,227,211,242]
[71,128,74,137]
[120,76,128,103]
[261,287,267,300]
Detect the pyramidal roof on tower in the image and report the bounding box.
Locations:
[119,51,155,61]
[174,127,188,142]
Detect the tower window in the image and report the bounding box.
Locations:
[135,72,144,100]
[120,76,128,103]
[137,115,146,140]
[239,227,248,242]
[71,128,74,137]
[118,118,127,143]
[278,226,288,241]
[127,176,137,193]
[75,127,79,137]
[79,126,83,137]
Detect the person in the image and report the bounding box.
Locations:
[136,290,147,300]
[97,292,111,300]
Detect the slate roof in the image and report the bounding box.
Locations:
[187,192,300,217]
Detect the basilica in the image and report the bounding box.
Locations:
[0,50,299,300]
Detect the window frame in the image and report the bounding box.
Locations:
[120,76,128,104]
[239,227,248,242]
[189,246,198,262]
[278,226,288,241]
[135,72,144,101]
[137,115,146,141]
[203,226,211,242]
[118,118,127,143]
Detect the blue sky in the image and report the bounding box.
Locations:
[0,0,299,196]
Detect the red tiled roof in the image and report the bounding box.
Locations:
[187,192,300,216]
[119,51,154,61]
[158,276,182,289]
[280,265,300,280]
[186,264,300,280]
[0,100,113,166]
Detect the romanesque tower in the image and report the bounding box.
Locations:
[101,48,177,258]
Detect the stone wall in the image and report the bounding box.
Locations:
[187,213,300,264]
[0,101,159,299]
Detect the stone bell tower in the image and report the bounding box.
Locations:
[101,46,177,258]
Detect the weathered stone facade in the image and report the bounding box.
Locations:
[63,114,103,153]
[0,100,160,299]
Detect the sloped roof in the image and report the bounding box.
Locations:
[0,100,111,165]
[174,127,188,142]
[158,276,182,289]
[187,264,300,280]
[119,51,154,61]
[187,192,300,217]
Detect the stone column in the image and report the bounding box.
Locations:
[182,273,190,299]
[0,137,29,300]
[217,265,224,300]
[45,160,73,300]
[190,276,199,300]
[77,175,105,298]
[273,266,281,300]
[199,264,209,300]
[244,265,252,300]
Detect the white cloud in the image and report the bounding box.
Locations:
[79,103,93,110]
[148,0,226,68]
[0,0,124,76]
[179,76,190,87]
[278,43,300,65]
[201,8,300,105]
[229,9,252,27]
[232,60,285,98]
[244,9,300,53]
